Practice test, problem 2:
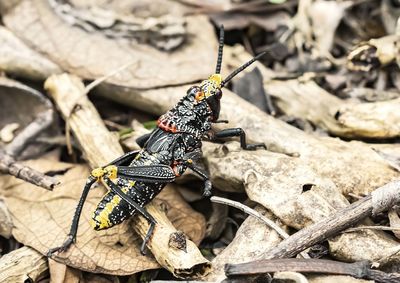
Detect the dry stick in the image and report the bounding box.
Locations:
[225,258,400,283]
[4,108,54,157]
[44,73,210,279]
[210,196,310,259]
[0,246,49,283]
[64,60,138,155]
[0,150,59,190]
[0,107,59,190]
[263,195,373,259]
[231,180,400,260]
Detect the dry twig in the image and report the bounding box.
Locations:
[263,180,400,259]
[5,109,54,157]
[0,247,48,283]
[225,259,400,283]
[0,150,59,190]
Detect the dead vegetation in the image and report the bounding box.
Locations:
[0,0,400,282]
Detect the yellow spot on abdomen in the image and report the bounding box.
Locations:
[91,181,135,230]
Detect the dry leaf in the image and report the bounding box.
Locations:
[49,259,82,283]
[2,0,217,89]
[0,157,205,275]
[0,198,12,238]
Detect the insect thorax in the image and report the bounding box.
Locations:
[158,95,212,139]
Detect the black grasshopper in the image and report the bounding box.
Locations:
[48,26,266,256]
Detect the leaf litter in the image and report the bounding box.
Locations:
[0,0,400,282]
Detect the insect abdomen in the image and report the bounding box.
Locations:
[91,181,164,230]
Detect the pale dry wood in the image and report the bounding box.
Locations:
[44,73,210,279]
[265,78,400,139]
[210,196,292,245]
[263,195,372,259]
[347,35,399,71]
[205,206,284,282]
[0,246,48,283]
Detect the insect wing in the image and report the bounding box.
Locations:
[117,165,176,183]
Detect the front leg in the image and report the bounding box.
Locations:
[183,159,212,197]
[213,128,266,150]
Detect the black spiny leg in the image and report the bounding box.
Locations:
[214,120,229,124]
[47,176,97,257]
[184,161,212,197]
[103,177,157,255]
[213,128,266,150]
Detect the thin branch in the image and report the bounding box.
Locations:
[63,60,139,156]
[225,258,400,283]
[0,150,59,190]
[262,181,400,260]
[5,109,54,157]
[83,61,139,95]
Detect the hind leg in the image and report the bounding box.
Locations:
[47,176,97,257]
[103,177,156,255]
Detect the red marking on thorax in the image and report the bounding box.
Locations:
[157,117,177,133]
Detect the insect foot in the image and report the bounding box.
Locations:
[46,234,75,257]
[245,143,267,151]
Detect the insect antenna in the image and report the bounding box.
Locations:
[221,51,267,87]
[215,25,224,74]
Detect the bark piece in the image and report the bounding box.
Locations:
[0,247,48,283]
[44,73,210,278]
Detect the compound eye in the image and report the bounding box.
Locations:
[187,86,200,97]
[195,91,205,101]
